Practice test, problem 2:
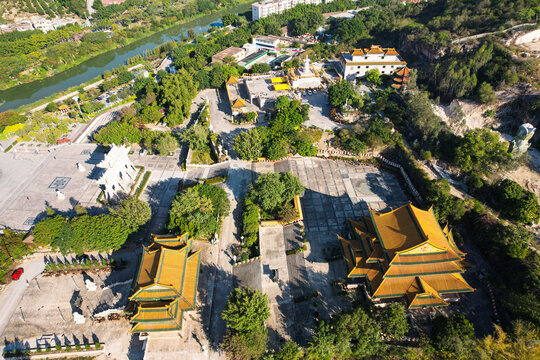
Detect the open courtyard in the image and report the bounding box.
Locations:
[234,157,410,346]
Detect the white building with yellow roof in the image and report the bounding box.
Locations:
[338,203,474,309]
[339,45,407,81]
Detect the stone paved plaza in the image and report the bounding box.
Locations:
[235,157,410,347]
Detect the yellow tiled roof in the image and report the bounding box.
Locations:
[365,45,384,54]
[128,234,201,332]
[232,98,246,108]
[340,204,474,308]
[227,76,239,84]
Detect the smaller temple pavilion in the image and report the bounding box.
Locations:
[338,203,474,309]
[392,66,412,91]
[126,233,201,333]
[225,76,247,116]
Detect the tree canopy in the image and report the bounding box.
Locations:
[247,172,304,216]
[168,184,230,239]
[222,287,270,360]
[454,128,511,175]
[32,197,150,254]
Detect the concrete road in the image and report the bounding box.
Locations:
[199,88,265,158]
[207,160,253,347]
[0,255,45,337]
[73,102,133,144]
[303,91,345,131]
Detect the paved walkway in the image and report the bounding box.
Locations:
[207,160,252,347]
[0,255,45,337]
[259,226,295,348]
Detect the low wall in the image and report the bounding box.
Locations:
[260,195,303,227]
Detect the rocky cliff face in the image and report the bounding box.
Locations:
[399,35,448,65]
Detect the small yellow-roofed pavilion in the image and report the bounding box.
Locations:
[127,233,201,333]
[338,203,473,309]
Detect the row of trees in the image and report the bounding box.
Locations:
[32,197,150,254]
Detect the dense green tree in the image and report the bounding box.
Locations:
[222,13,240,26]
[168,184,230,238]
[494,179,540,225]
[333,307,385,358]
[233,129,263,160]
[222,287,270,334]
[45,102,58,112]
[454,128,511,175]
[154,133,178,155]
[477,81,497,104]
[33,215,66,247]
[375,303,409,340]
[274,95,291,111]
[405,91,445,142]
[365,69,382,86]
[328,80,354,109]
[180,124,209,150]
[247,172,304,215]
[159,70,198,126]
[111,196,151,233]
[250,63,271,74]
[274,341,302,360]
[431,315,475,355]
[209,64,239,88]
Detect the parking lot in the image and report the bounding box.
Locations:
[234,157,410,346]
[1,250,141,360]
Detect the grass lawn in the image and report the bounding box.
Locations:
[191,148,217,165]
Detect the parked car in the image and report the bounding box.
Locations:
[302,91,307,96]
[313,90,317,94]
[11,268,24,281]
[308,90,312,95]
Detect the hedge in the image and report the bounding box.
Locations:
[135,171,151,198]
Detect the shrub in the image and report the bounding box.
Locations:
[204,176,227,185]
[46,102,58,112]
[134,171,151,198]
[420,149,432,161]
[95,342,101,349]
[483,109,496,118]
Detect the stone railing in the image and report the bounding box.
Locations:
[316,150,423,203]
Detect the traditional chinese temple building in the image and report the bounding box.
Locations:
[127,234,201,333]
[338,203,474,309]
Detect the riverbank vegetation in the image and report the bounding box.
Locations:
[0,0,252,90]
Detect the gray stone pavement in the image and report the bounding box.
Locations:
[303,91,345,131]
[206,161,253,347]
[199,88,261,157]
[234,157,410,347]
[258,226,295,348]
[0,248,141,360]
[0,144,106,231]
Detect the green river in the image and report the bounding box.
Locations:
[0,2,252,112]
